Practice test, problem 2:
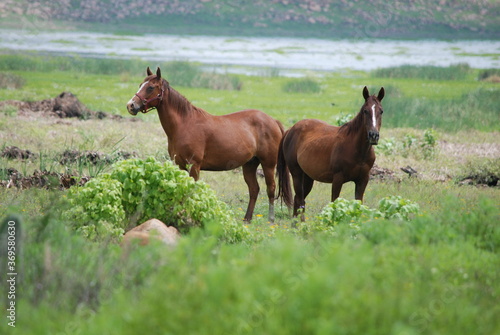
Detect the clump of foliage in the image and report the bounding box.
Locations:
[282,78,321,93]
[63,157,248,242]
[377,196,421,221]
[377,129,438,159]
[63,176,126,241]
[298,197,420,236]
[318,196,420,225]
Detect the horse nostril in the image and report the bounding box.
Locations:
[368,131,379,144]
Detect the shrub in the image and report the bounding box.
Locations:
[63,157,248,242]
[64,176,126,241]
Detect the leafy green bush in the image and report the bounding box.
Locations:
[317,198,380,227]
[378,195,421,221]
[282,78,321,93]
[376,129,438,159]
[312,196,420,234]
[64,176,126,241]
[63,157,248,242]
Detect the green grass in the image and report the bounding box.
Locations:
[0,57,499,334]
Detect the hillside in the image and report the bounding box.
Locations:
[0,0,499,39]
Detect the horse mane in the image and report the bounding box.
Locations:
[339,107,365,136]
[165,81,208,118]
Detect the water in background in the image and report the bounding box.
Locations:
[1,29,498,75]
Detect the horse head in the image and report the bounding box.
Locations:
[127,67,168,115]
[361,86,385,145]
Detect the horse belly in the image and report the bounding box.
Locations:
[297,150,334,183]
[202,132,256,171]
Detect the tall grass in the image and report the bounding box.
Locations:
[373,63,472,80]
[282,78,321,93]
[2,196,498,334]
[383,88,500,131]
[0,54,241,90]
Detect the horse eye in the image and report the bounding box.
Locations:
[380,110,384,114]
[147,86,154,92]
[363,109,369,114]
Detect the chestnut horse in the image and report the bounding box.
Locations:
[126,67,285,222]
[277,86,385,220]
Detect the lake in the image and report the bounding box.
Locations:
[1,29,499,75]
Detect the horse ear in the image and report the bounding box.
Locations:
[378,87,385,101]
[362,86,370,100]
[147,67,153,76]
[156,67,162,79]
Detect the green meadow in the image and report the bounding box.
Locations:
[0,55,499,334]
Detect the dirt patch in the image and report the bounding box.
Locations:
[1,146,36,160]
[59,149,136,165]
[0,168,90,190]
[0,91,124,120]
[370,165,399,182]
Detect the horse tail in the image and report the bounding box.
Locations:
[276,128,293,209]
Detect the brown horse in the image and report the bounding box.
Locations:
[126,67,285,222]
[277,86,385,220]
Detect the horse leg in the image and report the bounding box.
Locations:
[354,174,370,202]
[242,158,261,222]
[188,163,201,181]
[292,172,314,221]
[331,174,344,203]
[261,164,276,223]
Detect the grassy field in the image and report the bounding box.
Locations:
[0,55,499,334]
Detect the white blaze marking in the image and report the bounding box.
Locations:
[127,80,149,106]
[136,80,149,94]
[371,104,377,128]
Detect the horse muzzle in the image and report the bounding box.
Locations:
[368,130,380,145]
[126,100,142,116]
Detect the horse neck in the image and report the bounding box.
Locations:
[343,112,373,155]
[156,87,208,138]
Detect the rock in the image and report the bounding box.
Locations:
[122,219,180,248]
